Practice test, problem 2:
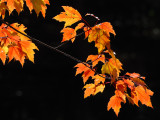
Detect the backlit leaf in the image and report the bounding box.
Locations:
[53,6,82,28]
[61,27,76,43]
[86,54,105,67]
[74,63,95,84]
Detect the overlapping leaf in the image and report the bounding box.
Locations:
[74,63,95,84]
[107,78,154,116]
[83,83,105,98]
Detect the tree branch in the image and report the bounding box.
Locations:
[0,19,108,79]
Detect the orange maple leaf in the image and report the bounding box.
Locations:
[107,90,126,116]
[0,47,6,64]
[96,22,116,37]
[101,58,123,77]
[60,22,85,43]
[0,2,8,19]
[88,27,110,54]
[0,23,38,66]
[53,6,82,28]
[94,84,105,95]
[74,63,95,84]
[83,83,105,98]
[0,0,50,18]
[83,83,95,98]
[134,85,153,108]
[61,28,76,43]
[92,74,105,85]
[83,27,91,39]
[75,22,85,31]
[26,0,50,17]
[86,54,105,67]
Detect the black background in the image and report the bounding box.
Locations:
[0,0,159,120]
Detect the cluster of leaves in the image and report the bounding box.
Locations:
[54,6,154,116]
[0,0,50,18]
[0,23,38,66]
[0,0,154,116]
[0,0,49,65]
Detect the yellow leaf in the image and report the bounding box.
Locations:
[61,27,76,43]
[83,84,95,98]
[94,84,105,95]
[88,27,110,54]
[101,58,123,77]
[53,6,82,28]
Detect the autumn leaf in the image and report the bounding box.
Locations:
[86,54,105,67]
[101,58,123,77]
[74,63,95,84]
[0,47,6,64]
[110,68,118,84]
[75,22,85,31]
[131,78,146,87]
[88,27,110,54]
[83,83,105,98]
[19,40,38,63]
[83,83,95,98]
[94,84,105,95]
[92,74,105,85]
[96,22,116,37]
[0,2,8,19]
[8,46,24,64]
[107,90,126,116]
[26,0,50,17]
[84,27,91,39]
[0,23,38,66]
[134,85,153,108]
[0,0,50,18]
[61,27,76,43]
[53,6,82,28]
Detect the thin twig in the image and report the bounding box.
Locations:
[0,19,108,79]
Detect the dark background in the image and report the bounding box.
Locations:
[0,0,159,119]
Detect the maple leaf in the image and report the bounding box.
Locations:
[83,27,91,39]
[107,90,126,116]
[131,78,146,87]
[26,0,50,17]
[126,72,146,80]
[19,40,38,63]
[0,23,38,66]
[126,72,140,78]
[60,23,84,43]
[8,46,25,65]
[53,6,82,28]
[134,85,153,108]
[83,83,105,98]
[86,54,105,67]
[96,22,116,37]
[92,74,105,85]
[94,84,105,95]
[1,0,24,14]
[0,0,50,18]
[88,27,110,54]
[101,58,123,77]
[74,63,95,84]
[0,47,6,64]
[83,83,95,98]
[61,27,76,43]
[0,2,8,19]
[75,22,85,31]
